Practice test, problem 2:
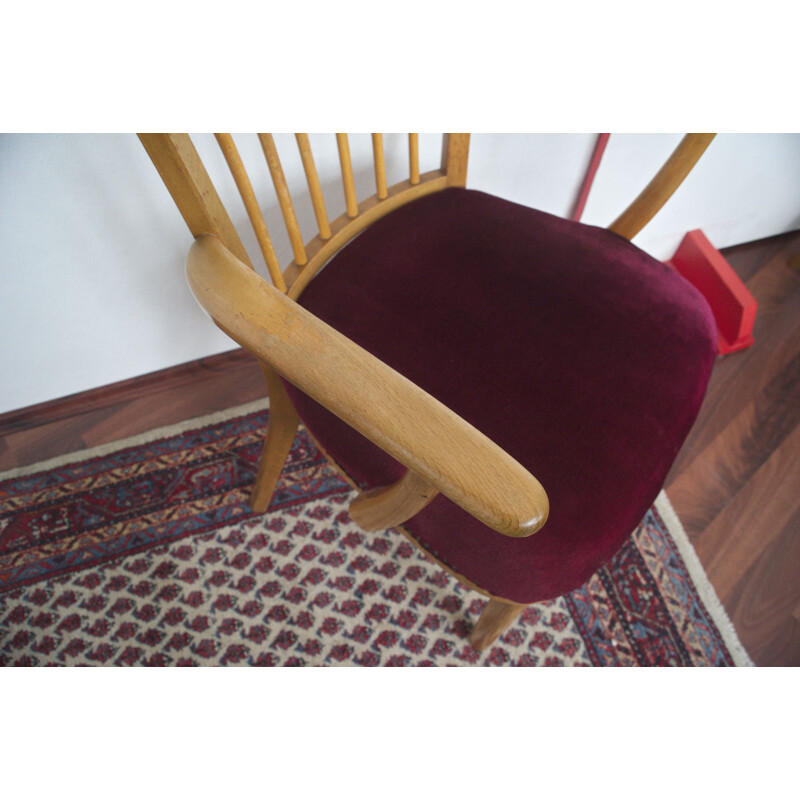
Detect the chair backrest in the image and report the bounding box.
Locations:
[139,132,715,300]
[139,133,472,300]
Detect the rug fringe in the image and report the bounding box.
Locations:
[655,490,754,667]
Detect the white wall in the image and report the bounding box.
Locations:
[2,133,799,415]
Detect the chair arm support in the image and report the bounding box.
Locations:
[186,235,549,538]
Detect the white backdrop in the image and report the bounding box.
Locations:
[2,132,799,415]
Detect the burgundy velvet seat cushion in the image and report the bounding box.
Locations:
[282,188,716,604]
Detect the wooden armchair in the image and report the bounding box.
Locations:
[139,133,717,650]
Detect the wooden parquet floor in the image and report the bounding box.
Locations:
[665,229,800,667]
[2,230,799,665]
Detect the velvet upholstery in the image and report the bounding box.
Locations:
[282,188,716,604]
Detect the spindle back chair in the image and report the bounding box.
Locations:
[140,134,471,296]
[139,132,717,650]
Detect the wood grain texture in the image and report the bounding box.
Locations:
[214,133,286,290]
[669,246,800,479]
[295,133,332,240]
[689,422,800,600]
[249,362,299,513]
[336,133,359,218]
[724,502,800,665]
[371,133,388,199]
[666,229,800,666]
[441,133,470,187]
[138,133,252,268]
[0,348,266,472]
[408,133,420,184]
[348,469,438,531]
[667,348,800,533]
[186,234,550,539]
[295,416,516,603]
[258,133,307,266]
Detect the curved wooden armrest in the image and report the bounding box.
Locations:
[186,235,549,538]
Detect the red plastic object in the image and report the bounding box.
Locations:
[666,229,757,355]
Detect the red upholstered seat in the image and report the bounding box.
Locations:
[283,188,716,604]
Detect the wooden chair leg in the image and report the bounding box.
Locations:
[469,597,527,651]
[250,362,300,514]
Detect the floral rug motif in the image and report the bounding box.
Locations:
[0,401,752,666]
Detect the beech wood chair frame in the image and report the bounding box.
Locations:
[139,132,715,650]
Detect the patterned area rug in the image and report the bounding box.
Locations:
[0,401,751,666]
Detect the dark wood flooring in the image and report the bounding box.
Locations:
[0,349,267,470]
[2,230,799,665]
[664,229,800,667]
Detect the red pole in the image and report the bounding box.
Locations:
[570,133,610,222]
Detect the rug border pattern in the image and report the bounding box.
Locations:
[0,400,753,667]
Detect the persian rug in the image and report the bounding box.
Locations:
[0,400,752,667]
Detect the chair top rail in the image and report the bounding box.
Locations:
[140,132,714,299]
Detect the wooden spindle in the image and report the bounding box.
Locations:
[336,133,359,218]
[257,133,307,266]
[441,133,471,187]
[372,133,388,199]
[469,598,527,651]
[295,133,332,240]
[409,133,420,185]
[608,133,717,241]
[214,133,286,292]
